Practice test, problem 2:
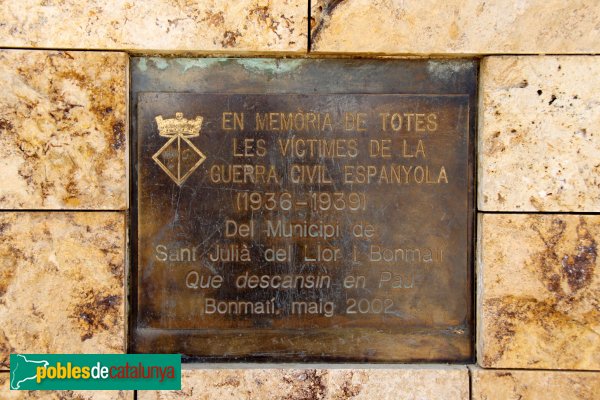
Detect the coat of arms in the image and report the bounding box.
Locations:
[152,112,206,186]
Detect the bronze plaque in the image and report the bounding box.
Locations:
[131,59,475,361]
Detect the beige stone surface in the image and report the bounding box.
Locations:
[471,367,600,400]
[139,366,468,400]
[0,1,307,53]
[311,1,600,54]
[0,373,132,399]
[479,56,600,212]
[477,214,600,369]
[0,50,128,210]
[0,212,126,368]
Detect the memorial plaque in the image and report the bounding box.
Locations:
[131,59,475,361]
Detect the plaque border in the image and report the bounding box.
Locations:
[129,58,478,363]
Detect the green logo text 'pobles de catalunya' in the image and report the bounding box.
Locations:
[10,354,181,390]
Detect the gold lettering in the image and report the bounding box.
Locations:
[255,112,333,132]
[344,112,367,131]
[357,112,367,131]
[255,113,267,130]
[379,113,390,131]
[391,113,402,131]
[438,166,448,183]
[269,112,280,131]
[222,112,233,130]
[380,112,438,132]
[369,139,391,158]
[277,138,358,159]
[415,113,426,132]
[427,113,438,131]
[343,164,448,185]
[290,164,332,184]
[416,139,426,158]
[222,112,244,131]
[234,112,244,130]
[210,164,279,184]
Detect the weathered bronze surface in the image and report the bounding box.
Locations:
[131,58,476,362]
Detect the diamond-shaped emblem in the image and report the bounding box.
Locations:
[152,112,206,186]
[152,135,206,186]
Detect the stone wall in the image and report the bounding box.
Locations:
[0,1,598,399]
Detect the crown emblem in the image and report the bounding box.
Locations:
[155,112,203,137]
[152,112,206,186]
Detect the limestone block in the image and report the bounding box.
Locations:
[0,50,128,209]
[138,366,468,400]
[479,56,600,212]
[477,214,600,369]
[311,1,600,54]
[471,367,600,400]
[0,1,307,53]
[0,212,126,368]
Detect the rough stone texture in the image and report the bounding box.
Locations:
[0,1,307,53]
[0,374,132,399]
[0,50,128,210]
[138,366,468,400]
[471,367,600,400]
[479,56,600,212]
[477,214,600,370]
[0,212,126,368]
[311,1,600,54]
